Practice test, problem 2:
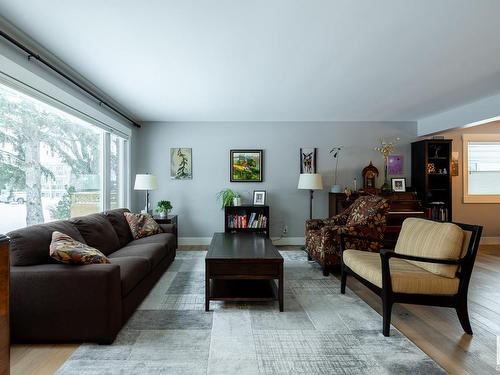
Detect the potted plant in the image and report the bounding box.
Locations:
[156,200,172,218]
[329,146,343,193]
[216,189,241,209]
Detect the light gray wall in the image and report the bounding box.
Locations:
[133,121,417,239]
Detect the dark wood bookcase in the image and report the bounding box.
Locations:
[411,139,452,222]
[224,205,270,237]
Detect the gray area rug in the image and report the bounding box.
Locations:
[57,250,446,374]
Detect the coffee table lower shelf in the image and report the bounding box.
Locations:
[206,279,279,306]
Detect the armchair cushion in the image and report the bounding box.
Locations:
[343,250,460,295]
[395,218,464,278]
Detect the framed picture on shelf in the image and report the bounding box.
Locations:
[253,190,266,205]
[388,155,404,175]
[300,148,317,173]
[230,149,263,182]
[391,177,406,192]
[170,148,192,180]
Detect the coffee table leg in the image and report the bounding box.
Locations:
[279,263,284,312]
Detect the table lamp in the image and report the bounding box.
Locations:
[298,173,323,220]
[134,174,158,214]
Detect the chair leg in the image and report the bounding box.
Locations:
[382,298,393,337]
[322,267,329,277]
[307,253,312,261]
[456,302,473,335]
[340,268,346,294]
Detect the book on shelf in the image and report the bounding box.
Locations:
[425,202,449,221]
[227,213,267,229]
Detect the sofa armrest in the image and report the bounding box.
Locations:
[159,223,175,233]
[10,263,122,343]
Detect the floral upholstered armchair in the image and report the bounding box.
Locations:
[305,195,389,276]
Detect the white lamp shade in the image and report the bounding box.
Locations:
[134,174,158,190]
[297,173,323,190]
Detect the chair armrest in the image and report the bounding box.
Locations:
[306,219,325,231]
[379,249,462,265]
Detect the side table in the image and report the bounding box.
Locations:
[153,215,178,249]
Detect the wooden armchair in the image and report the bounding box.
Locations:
[340,218,482,336]
[305,195,389,276]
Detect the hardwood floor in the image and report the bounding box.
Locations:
[10,245,500,375]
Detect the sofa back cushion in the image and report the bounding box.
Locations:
[395,218,464,278]
[103,208,133,247]
[71,213,121,255]
[8,221,85,266]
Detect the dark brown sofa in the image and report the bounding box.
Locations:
[7,208,176,344]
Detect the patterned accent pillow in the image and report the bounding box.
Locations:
[49,231,110,265]
[124,212,162,239]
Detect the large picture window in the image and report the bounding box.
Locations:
[0,82,128,233]
[463,134,500,203]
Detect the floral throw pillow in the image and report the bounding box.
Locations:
[124,212,162,239]
[49,231,110,265]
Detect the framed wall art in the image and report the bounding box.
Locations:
[388,154,404,175]
[230,149,263,182]
[300,147,317,173]
[170,148,192,180]
[391,177,406,192]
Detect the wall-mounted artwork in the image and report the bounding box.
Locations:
[300,148,317,173]
[388,154,404,175]
[170,148,192,180]
[451,151,459,176]
[230,149,263,182]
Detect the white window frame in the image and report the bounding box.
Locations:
[462,133,500,203]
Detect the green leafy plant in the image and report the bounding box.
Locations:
[156,200,173,213]
[216,189,240,209]
[329,146,343,185]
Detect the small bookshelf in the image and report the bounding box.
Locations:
[224,205,270,237]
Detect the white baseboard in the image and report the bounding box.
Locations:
[480,237,500,245]
[178,236,305,247]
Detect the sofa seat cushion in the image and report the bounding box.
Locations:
[109,257,150,296]
[109,243,166,269]
[104,208,133,247]
[71,213,121,255]
[343,249,460,295]
[395,218,464,278]
[8,220,85,266]
[127,233,175,248]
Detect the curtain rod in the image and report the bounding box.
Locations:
[0,29,141,128]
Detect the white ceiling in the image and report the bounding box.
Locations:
[1,0,500,122]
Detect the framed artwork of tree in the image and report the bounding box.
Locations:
[170,148,192,180]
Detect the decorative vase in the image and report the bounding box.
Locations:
[233,197,241,206]
[381,157,391,192]
[331,184,342,193]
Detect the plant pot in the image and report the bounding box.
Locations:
[331,185,342,193]
[233,197,241,206]
[158,211,167,219]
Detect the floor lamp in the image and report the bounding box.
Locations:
[134,174,158,214]
[298,173,324,220]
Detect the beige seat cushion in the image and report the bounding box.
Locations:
[395,218,464,278]
[343,250,460,295]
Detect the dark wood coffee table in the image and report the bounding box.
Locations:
[205,233,284,312]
